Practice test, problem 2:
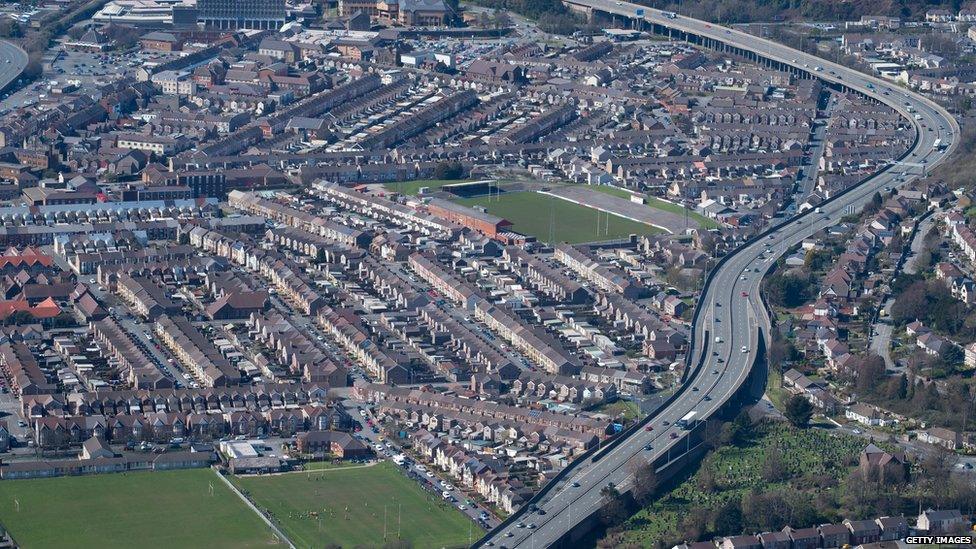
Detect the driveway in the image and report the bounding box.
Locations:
[870,304,896,371]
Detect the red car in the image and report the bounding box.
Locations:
[644,425,653,431]
[741,291,749,297]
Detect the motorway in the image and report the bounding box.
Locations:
[478,5,960,549]
[0,40,26,93]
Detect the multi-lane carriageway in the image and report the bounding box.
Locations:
[476,5,960,549]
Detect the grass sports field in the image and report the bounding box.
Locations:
[232,462,472,549]
[454,191,664,244]
[0,469,278,549]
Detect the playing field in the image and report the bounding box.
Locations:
[231,462,472,549]
[0,469,278,549]
[454,191,664,244]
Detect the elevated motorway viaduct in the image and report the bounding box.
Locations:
[0,41,27,94]
[475,4,960,549]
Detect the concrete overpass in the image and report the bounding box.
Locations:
[475,4,959,549]
[0,41,27,94]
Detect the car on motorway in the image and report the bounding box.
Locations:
[645,425,653,431]
[571,481,580,487]
[644,443,653,451]
[670,432,679,439]
[741,345,748,353]
[741,291,749,297]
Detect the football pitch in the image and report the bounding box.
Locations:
[0,469,279,548]
[454,191,664,244]
[231,462,473,548]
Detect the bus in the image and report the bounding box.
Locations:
[675,411,697,429]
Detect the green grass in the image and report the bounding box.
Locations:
[231,462,472,549]
[766,368,791,411]
[454,191,663,244]
[0,470,278,549]
[588,186,721,229]
[383,179,476,196]
[589,185,633,199]
[594,399,641,421]
[616,423,866,547]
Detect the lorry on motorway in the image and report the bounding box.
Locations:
[934,138,946,150]
[676,411,697,429]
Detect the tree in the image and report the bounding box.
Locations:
[864,191,883,214]
[599,482,630,526]
[678,507,709,543]
[785,395,814,427]
[696,465,717,493]
[765,272,811,308]
[538,12,581,35]
[882,373,908,400]
[803,248,833,271]
[890,280,928,325]
[942,343,964,367]
[0,20,22,39]
[768,338,797,373]
[628,459,658,506]
[761,445,789,483]
[711,498,743,535]
[22,54,43,82]
[433,160,464,180]
[724,410,753,446]
[855,355,886,395]
[490,10,512,29]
